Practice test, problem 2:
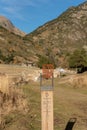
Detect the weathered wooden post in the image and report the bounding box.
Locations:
[40,64,54,130]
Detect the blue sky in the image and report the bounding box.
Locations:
[0,0,86,33]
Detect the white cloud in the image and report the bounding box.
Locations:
[0,0,42,7]
[0,0,36,20]
[0,0,37,13]
[3,6,20,13]
[1,0,50,7]
[0,0,50,22]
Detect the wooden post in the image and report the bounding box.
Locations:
[41,89,53,130]
[40,64,54,130]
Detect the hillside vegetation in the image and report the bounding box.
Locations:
[25,2,87,67]
[0,2,87,67]
[0,26,37,64]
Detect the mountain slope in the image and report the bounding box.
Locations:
[0,2,87,66]
[25,2,87,67]
[0,26,38,64]
[0,16,25,36]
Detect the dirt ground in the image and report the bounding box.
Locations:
[0,64,87,130]
[54,79,87,130]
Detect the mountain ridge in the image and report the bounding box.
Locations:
[0,2,87,66]
[0,15,25,36]
[25,1,87,67]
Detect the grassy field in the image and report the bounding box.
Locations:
[2,79,87,130]
[0,64,87,130]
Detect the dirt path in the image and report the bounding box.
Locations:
[54,80,87,130]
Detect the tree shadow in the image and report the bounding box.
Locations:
[65,118,77,130]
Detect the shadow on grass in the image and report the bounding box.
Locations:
[65,118,77,130]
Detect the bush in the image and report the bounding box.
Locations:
[68,49,87,73]
[37,55,56,68]
[0,50,4,60]
[4,54,14,63]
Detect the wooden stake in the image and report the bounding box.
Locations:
[41,89,53,130]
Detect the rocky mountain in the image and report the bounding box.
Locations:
[25,2,87,67]
[0,2,87,66]
[0,16,25,36]
[0,25,37,64]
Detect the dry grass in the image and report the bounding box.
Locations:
[54,78,87,130]
[2,78,87,130]
[0,73,9,95]
[0,84,29,129]
[0,64,87,130]
[58,72,87,88]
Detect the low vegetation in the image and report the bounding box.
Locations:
[1,78,87,130]
[0,65,87,130]
[68,49,87,73]
[37,55,56,68]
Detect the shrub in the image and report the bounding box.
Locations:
[37,55,56,68]
[68,49,87,73]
